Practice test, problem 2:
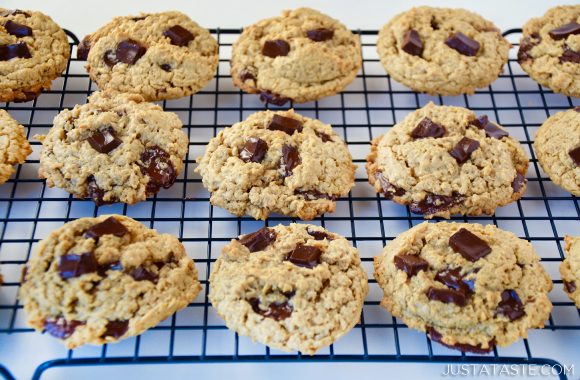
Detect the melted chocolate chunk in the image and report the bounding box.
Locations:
[139,146,176,194]
[314,130,333,142]
[77,36,91,60]
[402,29,423,56]
[428,327,495,354]
[86,175,114,206]
[560,45,580,64]
[0,42,31,61]
[97,261,123,276]
[563,280,577,293]
[430,17,439,30]
[130,267,158,283]
[435,268,473,296]
[164,25,194,47]
[287,244,322,269]
[306,28,334,42]
[449,137,480,164]
[160,63,172,72]
[268,114,303,135]
[307,228,333,241]
[44,318,84,339]
[409,193,460,215]
[427,287,467,306]
[87,127,122,154]
[496,289,525,321]
[281,145,300,177]
[411,118,446,139]
[102,320,129,338]
[262,39,290,58]
[4,20,32,38]
[249,298,292,321]
[295,189,337,200]
[259,91,291,106]
[239,227,277,253]
[115,39,146,65]
[471,115,509,139]
[59,252,98,279]
[394,254,429,277]
[548,22,580,40]
[84,216,128,240]
[103,49,118,67]
[449,228,491,262]
[569,147,580,166]
[512,172,526,192]
[445,32,480,56]
[239,137,268,163]
[240,70,255,82]
[375,172,405,200]
[518,33,540,62]
[0,9,30,17]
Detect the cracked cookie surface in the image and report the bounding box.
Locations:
[366,102,529,219]
[195,109,356,220]
[19,214,201,348]
[231,7,362,105]
[38,91,189,205]
[0,109,32,184]
[81,11,218,101]
[0,8,70,102]
[518,6,580,97]
[376,6,510,96]
[560,235,580,308]
[209,223,368,354]
[374,222,552,353]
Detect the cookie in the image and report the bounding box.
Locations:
[38,91,189,205]
[366,102,529,219]
[534,107,580,196]
[231,8,362,105]
[79,11,218,101]
[19,214,201,348]
[0,109,32,184]
[195,109,356,220]
[0,8,70,102]
[560,235,580,308]
[518,6,580,97]
[374,222,552,353]
[376,6,510,96]
[209,223,368,354]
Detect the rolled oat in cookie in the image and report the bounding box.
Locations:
[560,235,580,308]
[0,110,32,184]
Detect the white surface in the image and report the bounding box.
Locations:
[1,1,579,379]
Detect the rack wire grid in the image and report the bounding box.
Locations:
[0,28,579,380]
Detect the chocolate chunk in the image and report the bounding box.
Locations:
[560,45,580,64]
[575,106,580,112]
[239,227,277,253]
[470,115,489,129]
[0,9,30,17]
[59,252,98,279]
[307,228,333,241]
[484,122,508,139]
[449,228,491,262]
[130,267,158,283]
[87,127,122,154]
[86,175,114,206]
[428,327,495,354]
[131,16,148,22]
[569,147,580,166]
[239,137,268,163]
[115,39,146,65]
[435,268,473,296]
[409,193,460,215]
[512,172,526,192]
[163,25,194,47]
[0,42,31,61]
[411,118,445,139]
[445,32,480,56]
[84,216,128,240]
[548,22,580,40]
[44,318,84,339]
[295,189,337,200]
[139,146,176,194]
[286,244,322,269]
[496,289,525,321]
[21,266,28,283]
[160,63,172,72]
[449,137,480,164]
[427,287,467,306]
[394,254,428,277]
[281,145,300,177]
[401,30,423,56]
[102,320,129,338]
[103,49,118,67]
[306,28,334,42]
[4,20,33,38]
[375,172,405,200]
[314,130,333,142]
[249,298,292,321]
[430,17,439,30]
[97,261,122,276]
[268,115,303,135]
[564,280,577,293]
[77,37,91,60]
[240,70,255,82]
[262,39,290,58]
[259,91,291,106]
[517,33,540,62]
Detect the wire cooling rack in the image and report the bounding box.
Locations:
[0,28,579,380]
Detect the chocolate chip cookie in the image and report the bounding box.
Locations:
[376,6,510,96]
[561,235,580,308]
[0,8,70,102]
[0,109,32,184]
[374,222,552,353]
[38,91,189,205]
[80,11,218,101]
[534,108,580,196]
[196,109,356,220]
[231,8,362,105]
[19,215,201,348]
[366,102,529,219]
[209,223,368,354]
[518,6,580,97]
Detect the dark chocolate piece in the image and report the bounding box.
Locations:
[259,91,291,106]
[239,137,268,163]
[130,267,158,283]
[409,193,460,215]
[0,42,31,61]
[97,261,123,276]
[59,252,98,279]
[314,130,333,142]
[249,298,292,321]
[262,39,290,58]
[306,28,334,42]
[449,137,480,164]
[548,22,580,40]
[402,29,423,56]
[517,33,540,62]
[86,175,114,206]
[160,64,172,72]
[427,287,468,306]
[435,268,473,296]
[512,172,526,192]
[268,115,303,135]
[77,36,91,60]
[44,318,84,339]
[563,280,576,293]
[0,10,31,17]
[449,228,492,262]
[84,216,128,240]
[445,32,480,56]
[560,45,580,64]
[281,145,300,177]
[495,289,525,321]
[87,127,122,154]
[139,146,176,194]
[286,244,322,269]
[295,189,337,200]
[239,227,277,253]
[163,25,194,47]
[240,70,255,82]
[375,172,405,200]
[4,20,33,38]
[102,320,129,338]
[115,39,146,65]
[394,254,429,277]
[428,327,495,354]
[103,49,118,67]
[411,118,446,139]
[307,228,333,241]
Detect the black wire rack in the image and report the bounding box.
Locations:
[0,28,578,380]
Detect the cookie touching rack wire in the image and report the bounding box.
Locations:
[0,27,578,380]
